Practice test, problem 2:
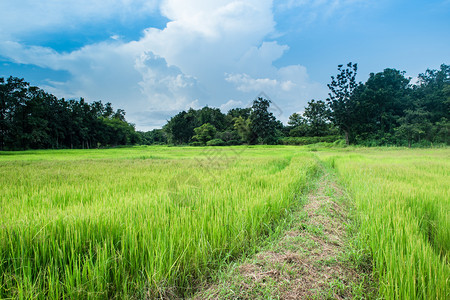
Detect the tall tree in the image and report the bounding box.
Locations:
[351,68,412,142]
[303,99,330,136]
[234,116,252,144]
[250,97,278,144]
[415,64,450,123]
[327,62,358,144]
[193,123,217,145]
[395,108,431,147]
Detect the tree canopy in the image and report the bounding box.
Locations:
[0,76,139,150]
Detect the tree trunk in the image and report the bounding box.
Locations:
[344,130,349,145]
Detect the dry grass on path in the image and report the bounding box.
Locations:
[193,171,375,299]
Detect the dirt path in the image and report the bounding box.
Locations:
[193,170,373,299]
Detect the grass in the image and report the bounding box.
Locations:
[0,146,319,298]
[318,147,449,299]
[1,145,448,299]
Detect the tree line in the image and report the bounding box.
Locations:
[141,63,448,147]
[326,63,449,146]
[0,77,139,150]
[1,63,448,150]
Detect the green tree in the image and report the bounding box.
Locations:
[164,110,198,144]
[250,97,278,144]
[303,99,330,136]
[432,117,449,144]
[327,62,358,144]
[233,116,252,144]
[198,107,227,131]
[138,129,167,145]
[416,64,450,122]
[395,108,431,147]
[354,68,412,143]
[287,112,308,137]
[193,123,217,145]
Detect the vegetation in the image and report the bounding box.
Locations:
[1,146,448,298]
[0,146,320,298]
[2,63,448,150]
[319,148,449,299]
[1,63,448,298]
[0,77,139,150]
[326,63,449,146]
[151,63,449,147]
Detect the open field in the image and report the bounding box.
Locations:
[319,148,449,299]
[1,146,449,299]
[0,146,320,298]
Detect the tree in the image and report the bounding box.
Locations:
[249,97,278,144]
[287,112,308,137]
[138,129,167,145]
[193,123,217,145]
[233,116,252,144]
[164,110,198,144]
[415,64,450,123]
[353,68,412,142]
[227,107,252,120]
[0,76,138,149]
[303,99,330,136]
[327,62,358,144]
[395,108,431,147]
[198,107,227,131]
[0,77,30,149]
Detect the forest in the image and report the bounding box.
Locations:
[1,63,448,150]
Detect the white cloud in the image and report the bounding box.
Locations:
[225,65,328,123]
[0,0,159,38]
[0,0,328,129]
[225,74,279,92]
[135,52,201,111]
[220,99,244,112]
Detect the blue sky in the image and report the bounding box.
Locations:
[1,0,449,130]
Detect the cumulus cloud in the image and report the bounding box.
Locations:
[226,65,327,123]
[0,0,328,130]
[135,52,201,110]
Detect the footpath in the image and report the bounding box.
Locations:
[192,169,375,299]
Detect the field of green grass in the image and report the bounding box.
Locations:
[0,146,319,298]
[319,148,449,299]
[1,146,448,299]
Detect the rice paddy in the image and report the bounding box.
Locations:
[319,148,449,299]
[0,146,319,298]
[1,146,448,299]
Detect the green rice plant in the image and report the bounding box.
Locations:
[320,148,449,299]
[0,146,319,298]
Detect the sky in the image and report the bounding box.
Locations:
[0,0,449,130]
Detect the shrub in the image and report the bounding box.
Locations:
[191,141,204,146]
[279,135,341,145]
[206,139,226,146]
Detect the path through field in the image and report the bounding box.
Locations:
[194,168,374,299]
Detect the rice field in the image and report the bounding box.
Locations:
[0,146,319,298]
[1,146,449,299]
[319,148,449,299]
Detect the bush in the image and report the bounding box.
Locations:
[279,135,342,145]
[206,139,226,146]
[191,141,204,146]
[225,139,242,146]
